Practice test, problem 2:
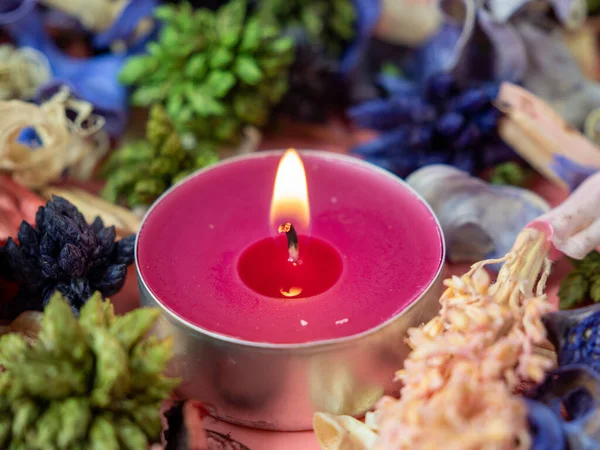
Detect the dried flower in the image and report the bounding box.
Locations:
[1,196,135,318]
[274,27,347,123]
[119,0,294,147]
[101,105,220,208]
[0,291,179,449]
[350,72,510,178]
[558,251,600,309]
[0,87,108,189]
[0,44,51,101]
[255,0,357,59]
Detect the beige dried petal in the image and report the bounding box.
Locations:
[314,413,377,450]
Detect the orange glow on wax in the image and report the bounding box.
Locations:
[270,149,310,232]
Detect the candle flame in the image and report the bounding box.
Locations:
[270,149,310,231]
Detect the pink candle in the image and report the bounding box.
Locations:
[137,150,443,344]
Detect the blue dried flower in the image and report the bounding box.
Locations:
[350,72,512,178]
[543,304,600,375]
[0,196,135,318]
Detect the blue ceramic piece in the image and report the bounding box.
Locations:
[525,399,566,450]
[528,365,600,450]
[550,154,599,192]
[93,0,158,51]
[0,0,36,25]
[543,304,600,375]
[340,0,382,75]
[4,9,128,137]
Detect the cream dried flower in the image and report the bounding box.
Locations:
[0,87,108,188]
[314,228,557,450]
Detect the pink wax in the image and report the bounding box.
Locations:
[136,151,444,344]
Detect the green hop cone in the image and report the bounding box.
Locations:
[120,0,294,146]
[559,272,590,309]
[589,273,600,303]
[0,292,178,449]
[257,0,357,57]
[102,104,218,209]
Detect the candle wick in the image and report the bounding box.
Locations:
[278,222,299,263]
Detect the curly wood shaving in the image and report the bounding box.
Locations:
[0,87,108,188]
[0,45,51,101]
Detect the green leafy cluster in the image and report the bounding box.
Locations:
[0,292,178,449]
[102,105,218,207]
[119,0,294,146]
[257,0,357,57]
[489,162,530,187]
[559,251,600,309]
[590,0,600,13]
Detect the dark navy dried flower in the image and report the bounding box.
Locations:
[349,72,513,178]
[527,365,600,449]
[543,304,600,375]
[275,27,348,123]
[1,196,135,318]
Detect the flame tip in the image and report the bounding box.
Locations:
[270,149,310,231]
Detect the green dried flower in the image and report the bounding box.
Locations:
[102,105,216,208]
[490,162,530,187]
[0,292,178,449]
[257,0,357,58]
[120,0,294,146]
[558,251,600,309]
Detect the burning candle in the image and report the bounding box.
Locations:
[136,150,445,430]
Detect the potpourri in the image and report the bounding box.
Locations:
[1,1,600,449]
[120,0,295,148]
[350,72,509,178]
[102,105,219,208]
[255,0,357,59]
[0,291,178,449]
[0,87,108,189]
[1,196,135,318]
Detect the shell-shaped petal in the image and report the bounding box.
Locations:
[407,165,549,268]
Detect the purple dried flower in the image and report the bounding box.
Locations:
[350,72,509,178]
[0,196,135,318]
